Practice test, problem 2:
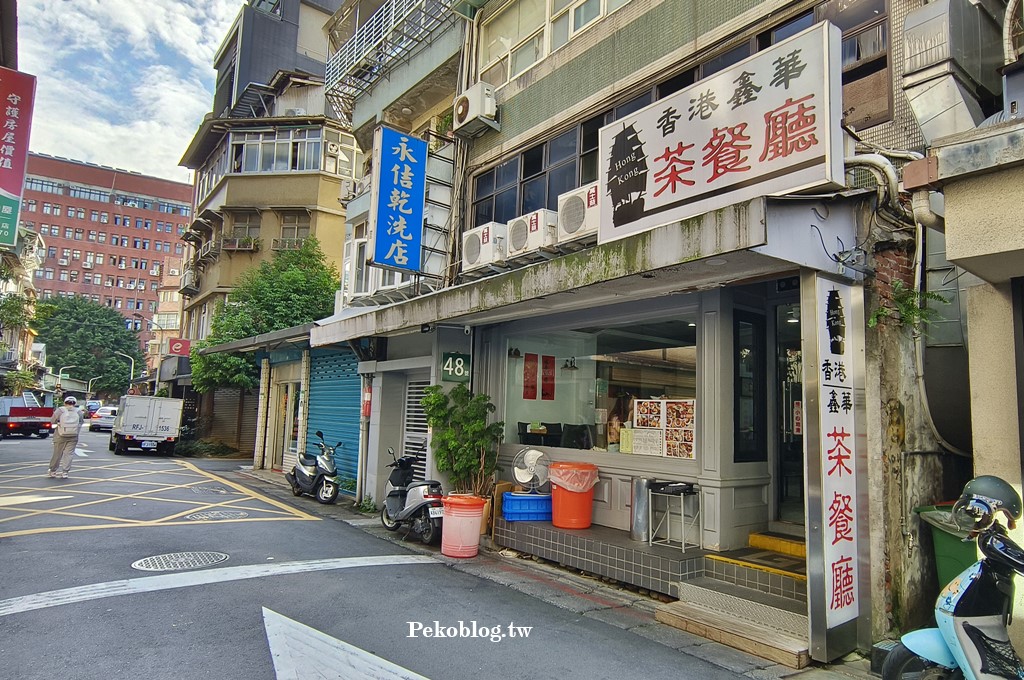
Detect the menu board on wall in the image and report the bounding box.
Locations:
[665,399,696,459]
[632,398,697,459]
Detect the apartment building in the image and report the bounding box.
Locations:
[21,154,193,356]
[311,0,1014,665]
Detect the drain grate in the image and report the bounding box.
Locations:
[131,551,229,572]
[191,485,229,495]
[185,510,249,521]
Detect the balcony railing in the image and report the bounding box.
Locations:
[271,238,307,251]
[197,239,221,262]
[325,0,456,121]
[221,237,261,252]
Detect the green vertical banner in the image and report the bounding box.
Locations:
[0,67,37,248]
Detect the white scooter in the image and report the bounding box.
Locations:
[380,443,443,544]
[883,475,1024,680]
[285,430,342,504]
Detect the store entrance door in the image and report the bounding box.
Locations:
[776,302,804,525]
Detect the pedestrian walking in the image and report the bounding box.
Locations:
[49,396,83,479]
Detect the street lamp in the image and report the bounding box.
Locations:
[56,364,77,392]
[114,351,135,389]
[134,312,164,385]
[87,376,101,402]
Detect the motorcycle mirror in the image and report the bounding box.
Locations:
[336,441,343,449]
[315,430,324,439]
[387,446,395,459]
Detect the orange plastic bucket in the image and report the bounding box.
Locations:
[549,462,598,529]
[441,495,486,558]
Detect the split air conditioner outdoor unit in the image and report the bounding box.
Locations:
[453,81,499,138]
[557,182,601,245]
[57,258,68,266]
[82,262,93,269]
[461,222,506,272]
[506,208,558,258]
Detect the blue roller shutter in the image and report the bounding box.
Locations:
[306,348,360,492]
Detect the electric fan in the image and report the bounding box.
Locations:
[511,448,551,494]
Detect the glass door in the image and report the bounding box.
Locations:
[776,302,804,524]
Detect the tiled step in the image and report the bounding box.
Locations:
[656,577,810,669]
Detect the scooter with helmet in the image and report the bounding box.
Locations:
[883,475,1024,680]
[380,441,443,544]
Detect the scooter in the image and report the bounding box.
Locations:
[883,475,1024,680]
[380,442,444,545]
[285,430,342,504]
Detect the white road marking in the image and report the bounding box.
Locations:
[0,494,75,507]
[0,555,437,617]
[263,607,430,680]
[73,448,88,457]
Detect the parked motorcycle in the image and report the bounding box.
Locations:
[285,430,342,504]
[882,475,1024,680]
[380,442,443,544]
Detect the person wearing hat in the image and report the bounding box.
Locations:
[48,396,84,479]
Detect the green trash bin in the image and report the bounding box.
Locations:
[914,505,977,587]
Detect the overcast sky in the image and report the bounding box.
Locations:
[19,0,243,185]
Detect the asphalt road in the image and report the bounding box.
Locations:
[0,429,803,680]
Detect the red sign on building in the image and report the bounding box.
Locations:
[0,67,36,248]
[167,338,191,356]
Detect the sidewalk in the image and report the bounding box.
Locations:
[233,466,877,680]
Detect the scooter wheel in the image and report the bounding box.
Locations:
[418,507,439,545]
[316,480,339,504]
[381,504,400,531]
[881,642,959,680]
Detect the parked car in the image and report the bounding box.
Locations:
[89,406,117,432]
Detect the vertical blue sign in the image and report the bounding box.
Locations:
[371,126,427,273]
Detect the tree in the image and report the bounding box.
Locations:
[191,237,339,393]
[0,260,33,354]
[2,369,37,395]
[33,296,143,395]
[421,384,505,496]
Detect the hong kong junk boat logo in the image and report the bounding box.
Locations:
[607,122,648,227]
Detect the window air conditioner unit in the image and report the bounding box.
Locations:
[461,222,506,272]
[82,262,93,269]
[506,208,558,258]
[557,182,601,245]
[453,82,499,138]
[58,258,68,266]
[118,263,126,269]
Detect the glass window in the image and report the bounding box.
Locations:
[503,313,699,455]
[734,311,767,463]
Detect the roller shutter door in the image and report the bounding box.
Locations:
[306,348,360,490]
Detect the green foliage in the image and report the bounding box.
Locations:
[191,237,339,393]
[339,477,357,493]
[174,438,240,458]
[421,383,504,496]
[0,293,31,334]
[33,296,143,394]
[2,369,37,395]
[154,387,169,397]
[355,495,376,513]
[869,279,950,331]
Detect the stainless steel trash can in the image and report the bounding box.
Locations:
[630,477,653,541]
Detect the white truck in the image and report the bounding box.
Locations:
[109,395,184,456]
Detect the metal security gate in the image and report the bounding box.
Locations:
[306,348,360,490]
[404,378,430,482]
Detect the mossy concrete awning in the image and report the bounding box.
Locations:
[197,323,315,356]
[311,194,863,347]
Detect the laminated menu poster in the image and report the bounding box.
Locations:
[633,398,697,459]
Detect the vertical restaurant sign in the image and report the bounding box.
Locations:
[0,68,36,248]
[370,126,426,272]
[597,22,842,244]
[817,278,859,627]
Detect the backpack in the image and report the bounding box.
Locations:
[56,407,79,436]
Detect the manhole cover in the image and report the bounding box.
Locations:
[185,510,249,521]
[191,486,229,495]
[131,551,229,572]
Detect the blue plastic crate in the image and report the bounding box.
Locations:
[502,492,552,521]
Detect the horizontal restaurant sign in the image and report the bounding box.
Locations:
[598,22,843,244]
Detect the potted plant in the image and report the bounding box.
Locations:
[421,383,504,533]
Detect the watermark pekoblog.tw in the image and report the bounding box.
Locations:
[407,620,532,642]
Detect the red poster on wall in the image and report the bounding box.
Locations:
[523,353,538,400]
[541,355,555,400]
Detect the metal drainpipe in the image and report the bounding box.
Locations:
[355,373,371,505]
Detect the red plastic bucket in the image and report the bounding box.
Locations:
[550,462,599,529]
[441,495,486,558]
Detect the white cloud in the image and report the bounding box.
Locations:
[18,0,243,182]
